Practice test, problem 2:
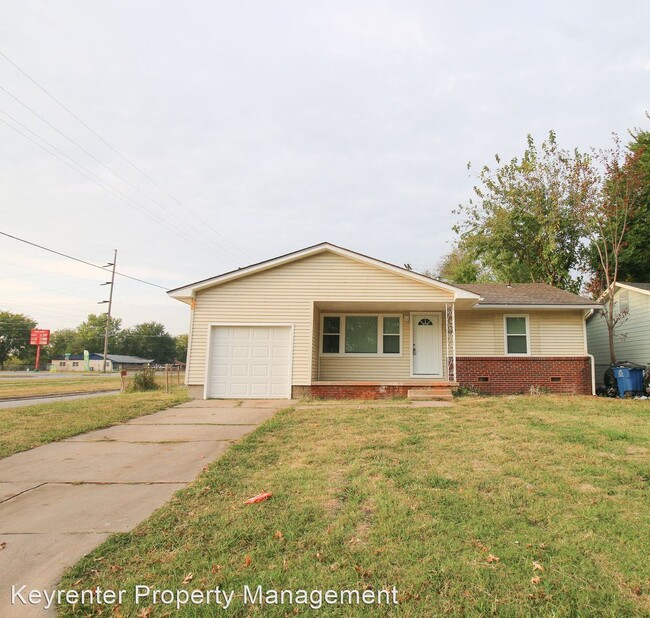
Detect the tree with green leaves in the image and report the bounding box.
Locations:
[49,328,78,358]
[598,127,650,283]
[75,314,122,355]
[576,136,645,363]
[120,322,176,363]
[429,244,493,284]
[0,311,37,369]
[453,131,590,293]
[174,334,188,363]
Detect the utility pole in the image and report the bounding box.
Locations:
[101,250,117,373]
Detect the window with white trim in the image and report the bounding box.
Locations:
[505,315,529,355]
[321,315,401,355]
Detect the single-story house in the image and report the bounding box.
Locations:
[168,243,601,399]
[586,282,650,384]
[51,353,154,372]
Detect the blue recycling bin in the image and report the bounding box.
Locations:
[613,365,644,398]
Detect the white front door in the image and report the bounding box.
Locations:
[412,314,441,376]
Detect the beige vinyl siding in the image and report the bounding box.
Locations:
[318,315,448,380]
[311,306,320,381]
[587,287,650,381]
[189,251,454,385]
[456,310,586,356]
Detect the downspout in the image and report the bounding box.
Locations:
[583,309,595,395]
[587,354,596,396]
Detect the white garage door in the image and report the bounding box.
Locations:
[207,325,292,398]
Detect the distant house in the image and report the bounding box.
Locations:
[586,282,650,384]
[168,242,600,399]
[51,354,154,372]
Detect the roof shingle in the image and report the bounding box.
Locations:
[455,283,596,306]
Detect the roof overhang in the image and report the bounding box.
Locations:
[615,282,650,297]
[167,242,481,304]
[472,303,602,310]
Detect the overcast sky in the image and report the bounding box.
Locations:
[1,1,648,335]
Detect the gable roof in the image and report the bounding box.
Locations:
[617,282,650,295]
[168,242,481,302]
[456,283,601,308]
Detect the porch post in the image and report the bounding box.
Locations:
[445,303,457,383]
[445,303,450,380]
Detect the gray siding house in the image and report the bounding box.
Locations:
[586,283,650,384]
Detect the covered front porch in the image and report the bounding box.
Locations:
[306,300,467,399]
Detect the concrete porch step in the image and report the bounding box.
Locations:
[407,388,454,402]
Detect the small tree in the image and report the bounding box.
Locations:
[576,136,645,363]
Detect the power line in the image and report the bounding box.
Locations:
[0,85,249,264]
[0,230,168,290]
[0,49,252,262]
[0,110,239,265]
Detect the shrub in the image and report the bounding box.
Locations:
[452,384,484,398]
[130,367,158,391]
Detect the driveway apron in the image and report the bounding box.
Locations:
[0,399,291,616]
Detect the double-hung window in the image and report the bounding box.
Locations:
[321,315,401,355]
[505,315,529,355]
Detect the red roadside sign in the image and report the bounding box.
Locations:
[30,329,50,346]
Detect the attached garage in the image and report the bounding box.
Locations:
[206,325,293,399]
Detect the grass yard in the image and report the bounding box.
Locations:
[59,396,650,616]
[0,375,122,400]
[0,387,189,458]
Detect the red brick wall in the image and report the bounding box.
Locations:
[456,356,592,395]
[305,385,411,400]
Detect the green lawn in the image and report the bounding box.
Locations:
[0,387,189,458]
[0,375,122,400]
[59,396,650,616]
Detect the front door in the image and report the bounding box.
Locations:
[412,314,441,376]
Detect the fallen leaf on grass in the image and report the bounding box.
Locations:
[532,561,544,572]
[138,608,152,618]
[211,564,222,574]
[274,531,284,540]
[182,573,193,584]
[472,540,489,552]
[110,565,123,573]
[487,554,500,563]
[112,606,124,618]
[244,492,272,504]
[244,555,252,568]
[531,576,541,585]
[354,565,372,577]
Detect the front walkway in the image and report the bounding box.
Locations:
[0,399,292,616]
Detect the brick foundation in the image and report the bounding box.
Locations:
[300,384,412,400]
[456,356,592,395]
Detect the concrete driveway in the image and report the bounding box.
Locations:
[0,398,292,616]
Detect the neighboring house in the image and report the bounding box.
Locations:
[586,282,650,385]
[168,243,600,399]
[52,353,154,372]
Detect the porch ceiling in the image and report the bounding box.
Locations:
[314,299,475,311]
